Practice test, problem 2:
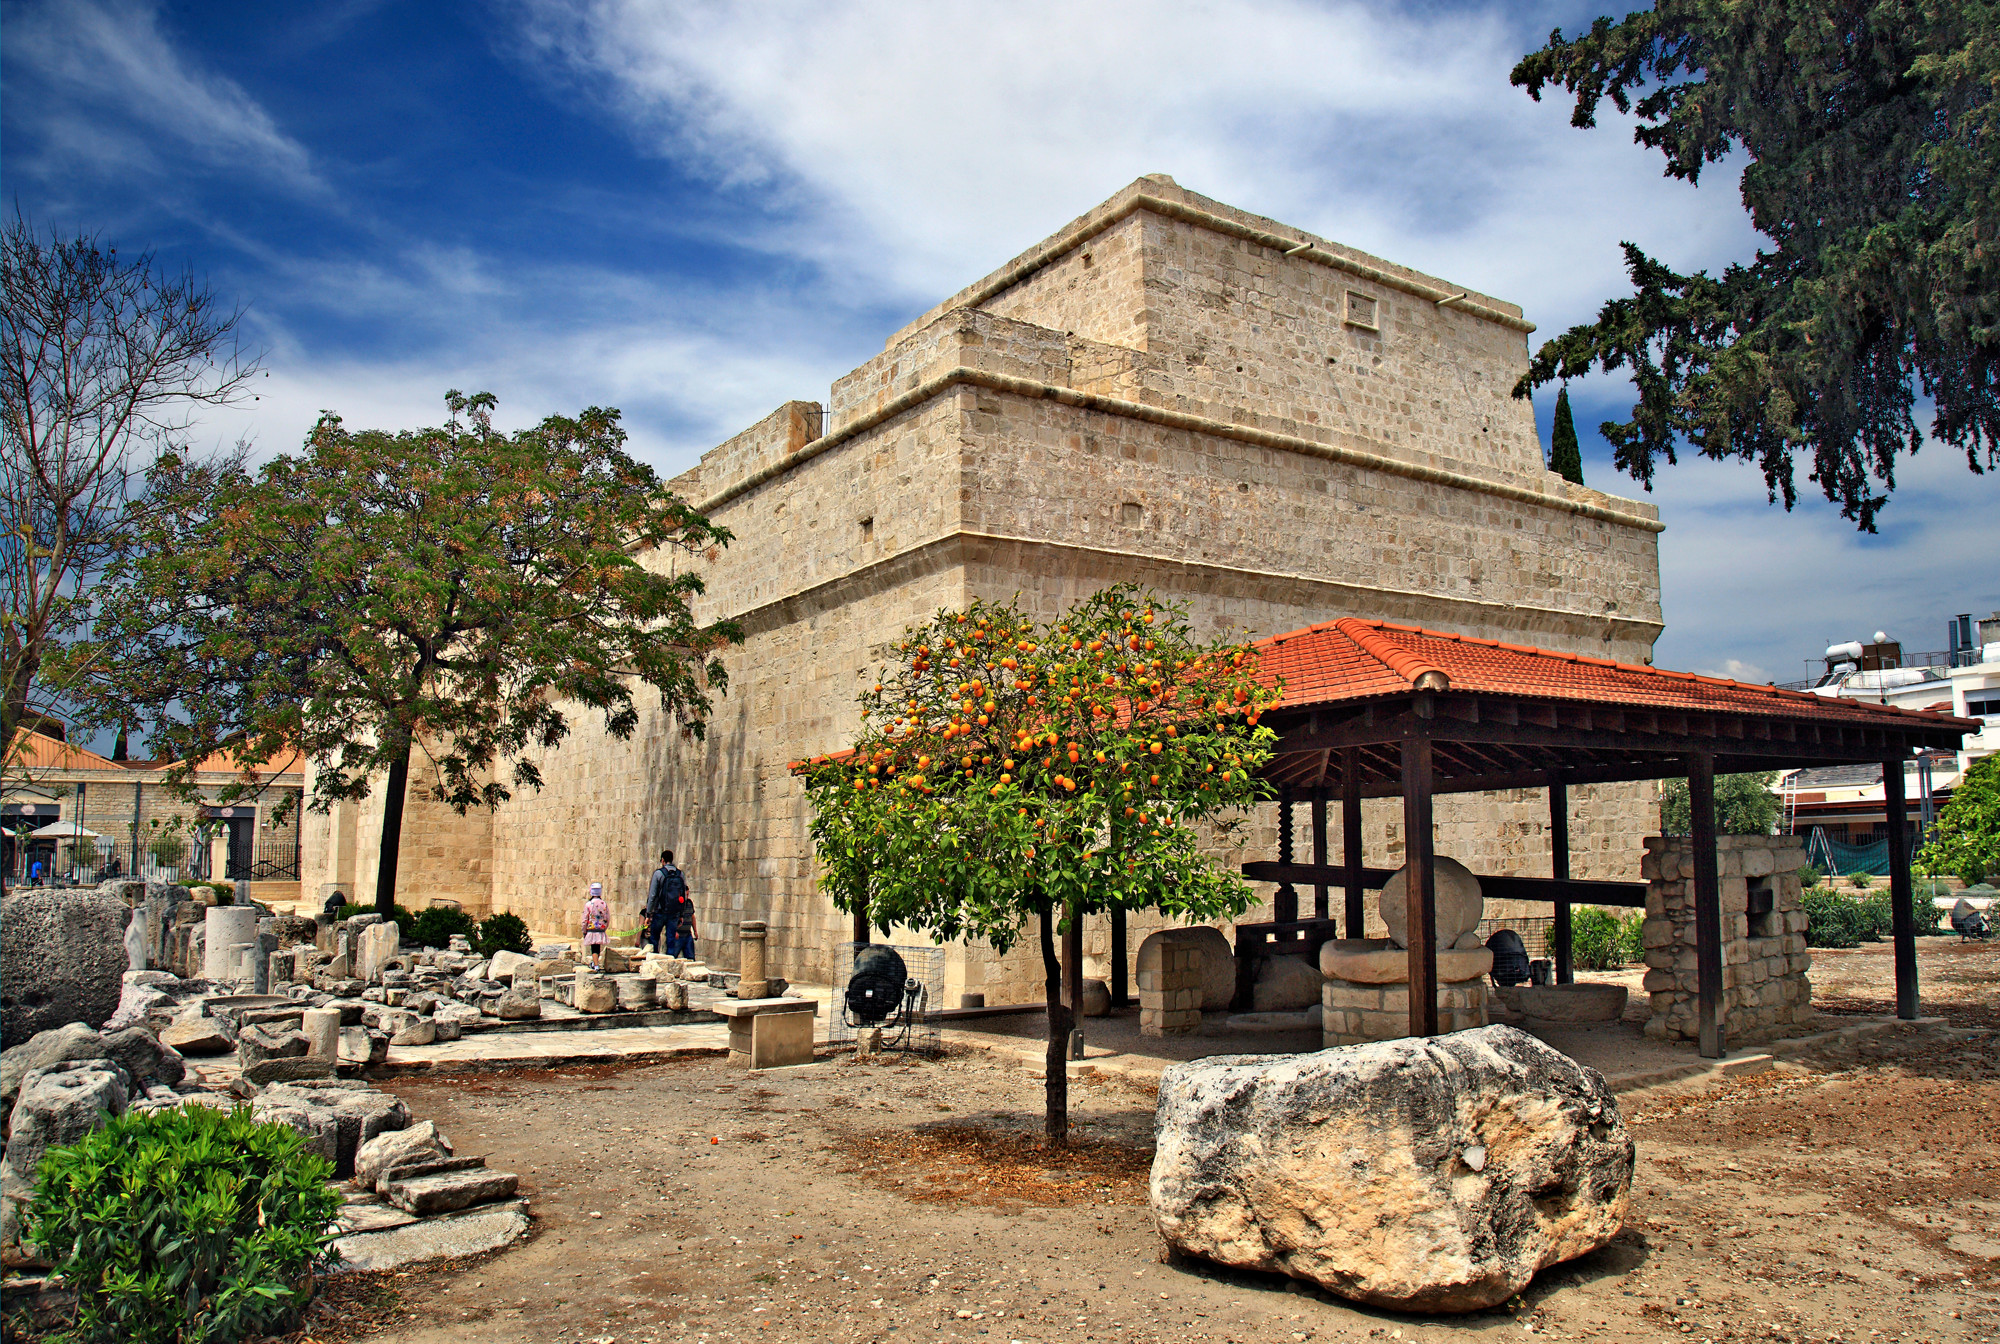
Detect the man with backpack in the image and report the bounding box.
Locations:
[645,849,696,957]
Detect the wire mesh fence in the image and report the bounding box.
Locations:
[827,941,944,1055]
[1474,915,1556,960]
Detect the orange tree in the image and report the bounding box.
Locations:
[797,584,1279,1145]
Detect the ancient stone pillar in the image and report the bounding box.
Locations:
[737,920,769,999]
[302,1006,342,1059]
[202,906,259,980]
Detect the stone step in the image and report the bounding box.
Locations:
[333,1199,529,1272]
[382,1166,521,1217]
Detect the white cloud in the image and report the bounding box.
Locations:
[1648,446,2000,686]
[513,0,1761,330]
[5,0,321,195]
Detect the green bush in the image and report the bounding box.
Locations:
[411,905,477,949]
[1797,863,1823,889]
[473,911,532,958]
[1804,889,1871,947]
[23,1105,342,1343]
[176,877,234,902]
[1847,870,1874,890]
[1569,907,1641,970]
[1616,911,1647,963]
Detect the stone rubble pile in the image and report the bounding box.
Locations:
[2,889,540,1279]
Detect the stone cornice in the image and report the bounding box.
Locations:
[694,365,1665,534]
[713,527,1665,645]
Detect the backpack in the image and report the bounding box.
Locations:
[650,865,689,922]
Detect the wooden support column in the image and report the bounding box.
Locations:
[1549,774,1573,985]
[1402,730,1439,1037]
[1883,755,1918,1020]
[1063,906,1085,1059]
[1311,793,1330,921]
[1274,789,1299,924]
[1342,748,1365,938]
[1689,750,1725,1059]
[1109,906,1129,1008]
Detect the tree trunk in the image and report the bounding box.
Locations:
[1039,902,1071,1149]
[373,741,412,915]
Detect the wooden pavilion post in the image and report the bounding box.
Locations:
[1688,750,1725,1059]
[1274,789,1299,924]
[1402,729,1439,1037]
[1549,773,1573,984]
[1883,754,1919,1020]
[1341,748,1365,938]
[1311,792,1330,920]
[1109,906,1129,1007]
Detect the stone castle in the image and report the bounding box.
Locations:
[303,176,1665,1002]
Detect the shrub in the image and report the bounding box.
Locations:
[1847,869,1874,890]
[177,877,235,903]
[23,1105,342,1343]
[411,905,477,949]
[1803,889,1870,947]
[146,832,187,867]
[1569,907,1640,970]
[474,911,532,958]
[1797,863,1823,889]
[1616,911,1647,963]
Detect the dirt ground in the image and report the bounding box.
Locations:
[278,940,2000,1344]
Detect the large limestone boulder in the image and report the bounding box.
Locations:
[98,1026,185,1093]
[5,1063,130,1186]
[355,1119,454,1190]
[1251,954,1324,1012]
[1,1024,111,1123]
[487,950,536,985]
[253,1080,410,1178]
[1150,1025,1633,1313]
[1379,856,1484,951]
[0,889,132,1046]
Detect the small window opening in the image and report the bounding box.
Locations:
[1345,291,1378,330]
[1746,878,1776,938]
[859,517,874,541]
[1121,501,1143,526]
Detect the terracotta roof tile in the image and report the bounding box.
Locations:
[1253,619,1982,730]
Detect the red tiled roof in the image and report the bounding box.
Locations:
[1253,618,1982,730]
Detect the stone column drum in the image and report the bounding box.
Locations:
[737,920,769,1000]
[202,906,260,980]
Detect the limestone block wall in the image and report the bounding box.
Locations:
[1640,834,1813,1044]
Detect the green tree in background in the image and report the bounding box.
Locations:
[84,391,741,914]
[1511,2,1999,531]
[1917,753,2000,884]
[799,587,1279,1146]
[1658,770,1779,836]
[1549,385,1585,485]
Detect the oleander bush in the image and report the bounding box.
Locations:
[473,911,532,958]
[23,1105,342,1343]
[1569,907,1643,970]
[411,904,476,949]
[1847,869,1875,890]
[1803,889,1868,947]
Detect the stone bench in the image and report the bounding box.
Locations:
[713,997,818,1069]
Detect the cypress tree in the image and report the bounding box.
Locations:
[1549,386,1584,485]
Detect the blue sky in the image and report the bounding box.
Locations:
[5,0,1995,692]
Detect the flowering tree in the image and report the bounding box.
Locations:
[799,585,1279,1145]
